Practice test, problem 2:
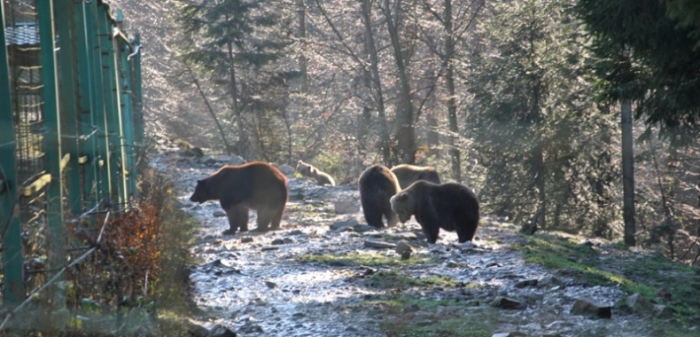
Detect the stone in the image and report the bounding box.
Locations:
[261,246,280,251]
[265,281,278,289]
[278,164,295,177]
[186,321,209,337]
[330,219,359,231]
[514,279,538,288]
[353,224,376,233]
[241,237,254,243]
[213,211,226,218]
[653,304,673,319]
[491,296,526,310]
[271,238,286,245]
[209,324,237,337]
[570,298,612,319]
[334,199,360,214]
[625,293,654,316]
[364,240,397,249]
[492,332,526,337]
[395,240,413,256]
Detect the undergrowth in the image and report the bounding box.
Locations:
[514,233,700,327]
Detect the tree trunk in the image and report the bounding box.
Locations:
[361,0,392,165]
[185,63,234,155]
[382,0,415,164]
[444,0,461,181]
[296,0,308,93]
[621,99,636,246]
[226,40,246,154]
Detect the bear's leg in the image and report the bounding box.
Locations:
[254,208,272,232]
[236,205,250,232]
[363,206,384,228]
[385,208,398,227]
[269,206,284,230]
[418,214,441,244]
[223,205,248,235]
[455,210,478,243]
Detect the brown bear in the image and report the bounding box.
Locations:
[390,164,441,190]
[296,160,336,186]
[358,165,401,228]
[189,162,289,235]
[390,181,479,244]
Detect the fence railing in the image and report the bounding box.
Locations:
[0,0,143,315]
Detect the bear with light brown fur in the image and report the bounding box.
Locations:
[358,165,401,228]
[390,164,441,189]
[189,162,289,235]
[296,160,336,186]
[390,181,479,244]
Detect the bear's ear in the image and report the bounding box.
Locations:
[397,193,408,201]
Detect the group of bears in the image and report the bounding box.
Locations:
[189,160,480,244]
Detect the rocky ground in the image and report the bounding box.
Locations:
[151,145,659,337]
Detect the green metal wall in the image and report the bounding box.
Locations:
[0,0,143,310]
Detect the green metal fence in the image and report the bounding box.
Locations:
[0,0,143,315]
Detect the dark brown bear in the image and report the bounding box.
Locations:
[296,160,336,186]
[189,162,289,235]
[390,181,479,244]
[358,165,401,228]
[390,164,441,189]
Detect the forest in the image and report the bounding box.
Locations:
[137,0,700,264]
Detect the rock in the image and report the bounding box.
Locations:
[491,296,526,310]
[286,230,304,236]
[492,332,526,337]
[538,276,564,288]
[278,164,295,177]
[213,211,226,218]
[241,237,254,243]
[334,199,360,214]
[364,240,397,249]
[330,219,359,231]
[261,246,279,251]
[265,281,278,289]
[353,224,376,233]
[209,325,237,337]
[402,304,420,313]
[570,298,612,319]
[625,293,654,316]
[514,279,538,288]
[271,238,286,245]
[653,304,673,319]
[220,155,246,166]
[445,260,460,268]
[656,287,671,302]
[186,321,210,337]
[395,240,413,255]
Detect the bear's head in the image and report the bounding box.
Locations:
[296,160,311,175]
[189,179,213,203]
[390,192,415,223]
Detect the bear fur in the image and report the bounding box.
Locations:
[358,165,401,228]
[390,164,441,190]
[189,162,289,235]
[390,181,479,244]
[296,160,336,186]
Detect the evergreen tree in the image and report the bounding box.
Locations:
[466,0,619,234]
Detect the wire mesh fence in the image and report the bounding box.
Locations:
[0,0,143,330]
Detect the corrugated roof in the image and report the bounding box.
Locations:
[5,23,39,46]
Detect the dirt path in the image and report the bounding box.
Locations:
[153,150,652,337]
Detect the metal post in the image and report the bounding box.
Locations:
[0,0,26,307]
[74,0,101,209]
[132,34,144,160]
[118,38,137,201]
[55,0,83,215]
[37,0,66,308]
[98,4,127,207]
[87,1,112,202]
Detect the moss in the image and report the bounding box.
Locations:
[366,270,457,289]
[298,252,434,267]
[515,233,700,320]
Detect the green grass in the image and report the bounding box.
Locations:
[298,251,435,267]
[367,297,497,337]
[514,233,700,320]
[366,270,457,289]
